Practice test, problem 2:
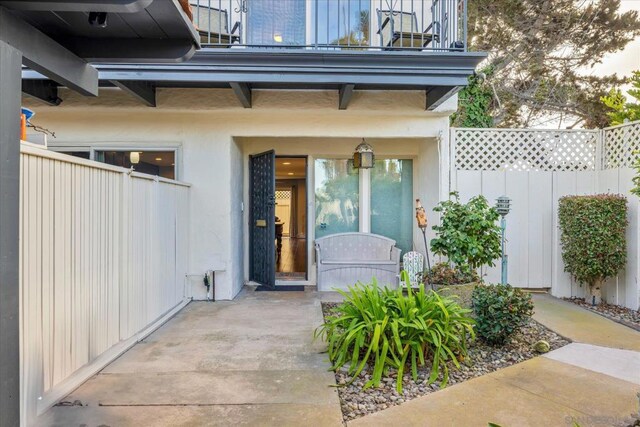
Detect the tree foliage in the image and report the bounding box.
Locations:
[461,0,640,128]
[558,195,627,304]
[431,192,502,272]
[601,70,640,126]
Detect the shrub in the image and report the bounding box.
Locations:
[315,276,475,393]
[558,194,627,305]
[427,262,479,286]
[472,284,534,345]
[431,192,502,273]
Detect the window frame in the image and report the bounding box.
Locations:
[48,142,182,181]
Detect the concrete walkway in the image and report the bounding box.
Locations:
[37,289,343,426]
[350,294,640,427]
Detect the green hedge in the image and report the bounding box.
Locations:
[558,194,627,304]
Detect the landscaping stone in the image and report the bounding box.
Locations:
[321,302,570,422]
[563,297,640,331]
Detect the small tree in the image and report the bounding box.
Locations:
[558,195,627,305]
[431,192,502,274]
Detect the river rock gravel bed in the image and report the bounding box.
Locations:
[321,302,570,422]
[563,297,640,331]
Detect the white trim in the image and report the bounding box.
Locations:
[359,168,371,232]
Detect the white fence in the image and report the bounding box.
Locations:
[19,144,191,425]
[451,121,640,310]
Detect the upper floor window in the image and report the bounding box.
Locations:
[247,0,306,46]
[312,0,370,47]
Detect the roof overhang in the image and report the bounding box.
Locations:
[22,48,486,109]
[2,1,199,64]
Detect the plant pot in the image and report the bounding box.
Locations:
[432,282,478,309]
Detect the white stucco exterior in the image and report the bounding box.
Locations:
[24,87,454,300]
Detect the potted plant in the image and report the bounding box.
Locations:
[428,192,502,306]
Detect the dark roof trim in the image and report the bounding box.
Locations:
[0,0,153,12]
[23,48,485,88]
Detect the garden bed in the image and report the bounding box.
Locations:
[321,302,570,422]
[563,297,640,331]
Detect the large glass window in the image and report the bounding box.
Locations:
[247,0,306,46]
[371,159,414,254]
[314,159,359,238]
[95,150,176,179]
[312,0,370,46]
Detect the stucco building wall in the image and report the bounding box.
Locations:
[23,88,453,300]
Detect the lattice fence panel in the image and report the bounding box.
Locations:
[275,190,291,199]
[454,129,599,172]
[604,122,640,169]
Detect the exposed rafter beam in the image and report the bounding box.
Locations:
[110,80,156,107]
[21,79,61,106]
[62,38,196,64]
[0,0,153,12]
[230,82,251,108]
[426,86,460,111]
[0,6,98,96]
[339,84,355,110]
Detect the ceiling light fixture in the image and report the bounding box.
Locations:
[287,172,294,175]
[130,152,140,165]
[155,157,162,161]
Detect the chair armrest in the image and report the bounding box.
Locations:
[424,21,440,34]
[391,247,401,264]
[231,21,241,35]
[377,16,391,34]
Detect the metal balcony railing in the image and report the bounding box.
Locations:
[188,0,467,52]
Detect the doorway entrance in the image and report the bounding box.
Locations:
[275,157,307,281]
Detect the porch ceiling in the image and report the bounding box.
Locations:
[22,48,486,110]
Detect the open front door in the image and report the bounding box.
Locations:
[249,150,276,289]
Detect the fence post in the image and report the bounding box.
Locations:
[448,127,456,199]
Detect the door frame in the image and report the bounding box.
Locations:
[275,155,309,282]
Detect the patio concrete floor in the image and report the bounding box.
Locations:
[37,290,640,427]
[37,289,344,427]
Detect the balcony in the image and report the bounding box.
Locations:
[189,0,467,52]
[20,1,485,110]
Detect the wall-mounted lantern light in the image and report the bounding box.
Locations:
[353,139,374,169]
[496,195,511,285]
[130,151,140,165]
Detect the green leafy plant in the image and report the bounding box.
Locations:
[427,262,479,286]
[451,67,496,128]
[431,192,502,274]
[472,284,534,346]
[558,195,627,305]
[315,276,475,393]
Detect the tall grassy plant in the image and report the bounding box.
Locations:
[315,277,475,393]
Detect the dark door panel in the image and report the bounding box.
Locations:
[249,150,276,288]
